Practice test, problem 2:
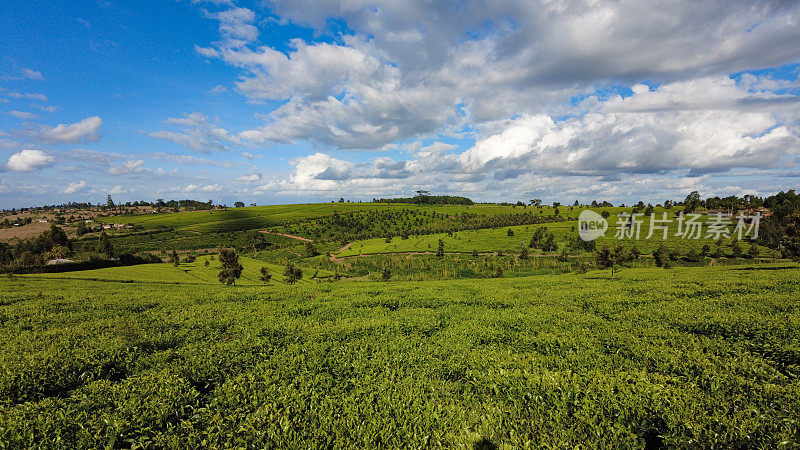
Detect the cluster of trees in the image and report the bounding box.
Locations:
[0,224,72,267]
[759,190,800,260]
[0,224,161,272]
[373,194,474,205]
[595,245,636,277]
[528,227,558,252]
[1,217,33,228]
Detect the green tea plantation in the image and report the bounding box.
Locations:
[1,263,798,448]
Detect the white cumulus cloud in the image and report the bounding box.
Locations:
[7,149,54,172]
[37,116,102,144]
[64,180,87,194]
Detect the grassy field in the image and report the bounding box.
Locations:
[95,203,588,233]
[1,263,799,447]
[24,255,334,285]
[337,211,770,257]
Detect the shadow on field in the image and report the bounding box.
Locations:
[728,265,798,271]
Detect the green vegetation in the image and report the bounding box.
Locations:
[1,264,799,447]
[26,255,332,285]
[3,191,800,446]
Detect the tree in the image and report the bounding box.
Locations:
[303,242,320,257]
[234,201,245,208]
[747,244,759,259]
[76,221,89,236]
[246,230,265,252]
[98,231,114,258]
[653,245,669,267]
[204,259,210,267]
[596,244,630,277]
[217,248,243,285]
[520,246,529,259]
[381,267,392,282]
[683,191,702,213]
[437,239,444,257]
[259,266,272,283]
[507,228,514,236]
[170,250,179,266]
[541,234,557,252]
[730,239,742,258]
[106,195,115,208]
[284,262,303,284]
[530,199,542,207]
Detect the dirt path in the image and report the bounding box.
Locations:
[260,230,313,242]
[329,242,354,261]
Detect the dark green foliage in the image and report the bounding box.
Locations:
[284,262,303,284]
[507,228,514,236]
[373,195,474,205]
[541,234,557,252]
[437,239,444,257]
[654,245,669,267]
[747,244,759,259]
[683,190,702,213]
[97,231,114,258]
[303,242,320,257]
[217,248,243,286]
[259,266,272,283]
[558,246,569,262]
[381,267,391,282]
[170,250,180,267]
[519,246,528,259]
[595,244,631,277]
[731,240,742,258]
[76,221,89,236]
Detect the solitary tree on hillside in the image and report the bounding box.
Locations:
[437,239,445,257]
[653,244,669,267]
[234,201,245,208]
[304,242,320,257]
[170,250,179,266]
[218,248,243,285]
[247,230,264,252]
[98,231,114,258]
[76,221,89,236]
[683,191,702,213]
[284,262,303,284]
[259,266,272,283]
[596,245,630,277]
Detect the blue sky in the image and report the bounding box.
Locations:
[1,0,799,208]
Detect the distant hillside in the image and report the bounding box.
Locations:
[373,195,474,205]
